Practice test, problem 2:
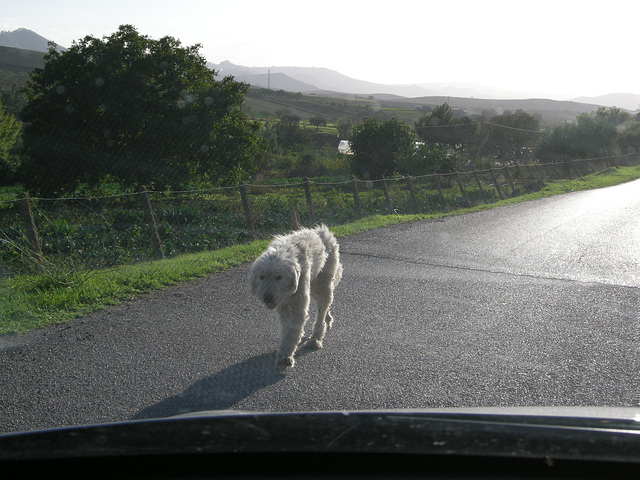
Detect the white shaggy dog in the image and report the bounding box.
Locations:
[249,224,342,367]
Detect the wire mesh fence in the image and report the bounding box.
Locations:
[1,153,637,276]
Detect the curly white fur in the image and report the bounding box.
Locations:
[249,224,342,367]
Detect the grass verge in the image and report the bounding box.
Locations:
[2,165,640,335]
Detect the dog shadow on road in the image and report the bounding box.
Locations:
[131,352,286,421]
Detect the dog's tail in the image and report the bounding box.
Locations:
[315,224,342,287]
[314,224,336,249]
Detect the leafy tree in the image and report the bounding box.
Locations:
[0,85,27,118]
[273,115,311,150]
[620,121,640,154]
[309,115,327,129]
[0,99,21,182]
[275,110,301,123]
[348,117,414,179]
[482,109,541,162]
[337,116,354,139]
[399,142,460,176]
[537,107,635,162]
[19,25,259,195]
[415,103,478,152]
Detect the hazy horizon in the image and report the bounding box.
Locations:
[2,0,639,100]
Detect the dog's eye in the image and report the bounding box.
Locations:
[259,275,265,280]
[275,275,282,281]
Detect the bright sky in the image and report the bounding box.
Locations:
[2,0,639,99]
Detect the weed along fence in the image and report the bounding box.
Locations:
[1,153,638,275]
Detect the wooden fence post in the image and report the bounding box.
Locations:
[433,174,450,212]
[473,170,488,204]
[351,176,362,219]
[490,168,504,200]
[578,159,591,176]
[381,177,393,214]
[303,178,315,224]
[525,164,535,180]
[454,172,472,208]
[239,183,256,238]
[290,202,301,230]
[19,192,44,270]
[569,160,580,176]
[138,186,165,260]
[502,166,515,195]
[405,176,420,213]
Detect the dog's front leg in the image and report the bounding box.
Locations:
[275,293,309,367]
[276,320,304,367]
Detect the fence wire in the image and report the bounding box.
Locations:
[0,154,637,275]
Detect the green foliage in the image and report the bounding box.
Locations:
[0,240,267,334]
[537,107,637,162]
[3,164,640,335]
[482,109,541,162]
[309,115,327,128]
[402,142,461,175]
[415,103,478,152]
[18,25,259,195]
[0,84,27,118]
[0,98,20,180]
[349,117,415,179]
[337,116,354,138]
[273,115,312,150]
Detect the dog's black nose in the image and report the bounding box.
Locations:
[263,293,276,309]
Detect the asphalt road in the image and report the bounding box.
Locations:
[1,180,639,434]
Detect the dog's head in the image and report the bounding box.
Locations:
[248,251,300,310]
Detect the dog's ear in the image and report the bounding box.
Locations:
[248,263,259,295]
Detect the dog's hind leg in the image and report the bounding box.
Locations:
[307,284,334,350]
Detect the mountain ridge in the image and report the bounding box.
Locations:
[572,93,640,112]
[1,29,637,111]
[0,28,64,52]
[211,61,640,111]
[209,60,640,111]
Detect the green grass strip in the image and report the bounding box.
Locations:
[2,165,640,335]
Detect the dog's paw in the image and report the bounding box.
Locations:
[304,338,323,350]
[275,354,295,367]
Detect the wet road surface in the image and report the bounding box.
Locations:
[1,180,639,434]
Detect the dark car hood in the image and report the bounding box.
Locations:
[1,407,640,464]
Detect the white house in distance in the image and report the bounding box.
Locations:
[337,140,352,154]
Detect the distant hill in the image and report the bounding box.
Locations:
[0,45,45,90]
[212,64,318,92]
[572,93,640,112]
[211,61,640,112]
[1,30,637,112]
[1,29,635,124]
[376,94,604,127]
[210,61,434,97]
[0,29,64,89]
[0,45,44,70]
[0,28,64,53]
[214,61,611,126]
